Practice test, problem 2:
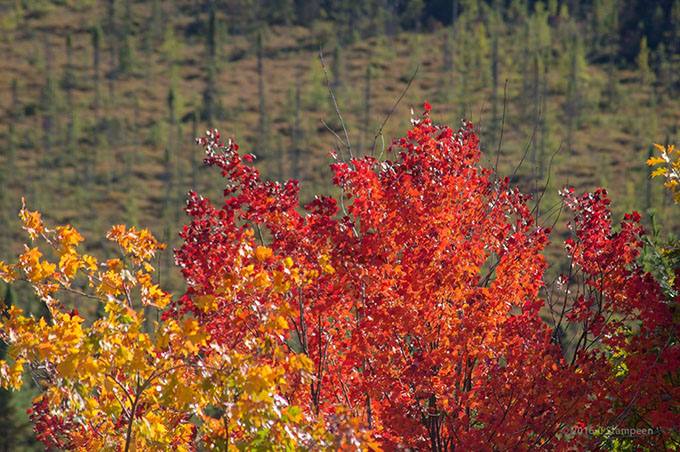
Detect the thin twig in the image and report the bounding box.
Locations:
[476,95,488,147]
[377,132,386,161]
[494,78,508,174]
[319,47,352,160]
[508,99,542,184]
[320,118,347,160]
[531,141,563,221]
[255,223,265,246]
[155,230,165,288]
[371,65,420,155]
[89,420,105,438]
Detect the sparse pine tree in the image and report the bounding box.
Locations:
[62,33,75,108]
[563,23,586,155]
[362,64,372,156]
[6,122,17,172]
[39,75,61,160]
[203,1,219,125]
[91,24,103,124]
[637,35,652,87]
[151,0,164,44]
[331,42,345,90]
[107,0,117,101]
[488,4,503,149]
[10,78,20,121]
[119,34,136,75]
[0,285,17,452]
[255,31,270,159]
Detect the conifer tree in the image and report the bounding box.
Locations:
[202,0,218,125]
[362,65,372,156]
[62,33,75,109]
[255,31,270,159]
[91,24,102,125]
[0,285,16,452]
[637,35,652,87]
[488,6,501,150]
[6,122,16,172]
[288,70,303,180]
[107,0,117,101]
[563,22,585,155]
[10,78,20,121]
[39,75,60,160]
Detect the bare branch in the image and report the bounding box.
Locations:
[319,47,352,160]
[320,118,347,160]
[371,65,420,155]
[509,98,542,184]
[494,78,508,174]
[531,141,563,221]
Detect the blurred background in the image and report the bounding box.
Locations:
[0,0,679,447]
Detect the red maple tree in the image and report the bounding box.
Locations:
[173,105,679,450]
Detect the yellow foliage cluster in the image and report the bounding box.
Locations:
[647,143,680,203]
[0,206,353,451]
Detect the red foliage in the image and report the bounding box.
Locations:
[171,106,679,450]
[29,397,93,451]
[557,188,680,450]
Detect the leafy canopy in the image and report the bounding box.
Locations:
[0,105,678,451]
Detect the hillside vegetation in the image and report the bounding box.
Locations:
[0,1,678,285]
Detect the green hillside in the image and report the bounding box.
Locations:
[0,1,678,271]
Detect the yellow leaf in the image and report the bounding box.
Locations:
[272,271,291,293]
[241,264,255,277]
[181,318,199,337]
[57,355,79,378]
[646,156,666,166]
[180,318,208,354]
[81,356,99,376]
[19,247,56,283]
[276,316,288,330]
[37,342,54,360]
[85,396,99,417]
[55,225,83,250]
[106,259,124,271]
[156,330,170,350]
[104,376,116,392]
[318,254,335,274]
[368,441,384,451]
[59,252,81,279]
[97,271,123,297]
[107,225,164,262]
[253,271,270,289]
[651,167,669,178]
[19,202,44,238]
[140,411,168,442]
[193,295,217,312]
[0,261,17,283]
[0,361,11,388]
[255,246,273,262]
[82,254,98,271]
[174,382,194,406]
[139,271,170,308]
[9,358,26,389]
